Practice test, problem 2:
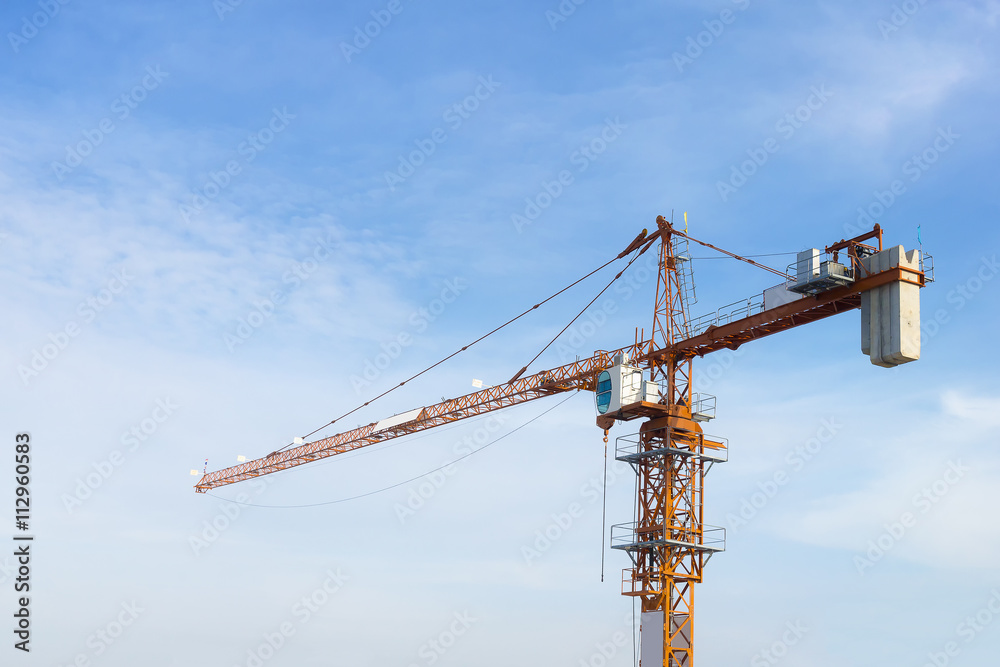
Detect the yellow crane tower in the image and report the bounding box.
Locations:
[196,216,929,666]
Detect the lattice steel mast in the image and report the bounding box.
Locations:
[612,216,723,666]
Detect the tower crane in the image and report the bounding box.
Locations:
[196,216,929,666]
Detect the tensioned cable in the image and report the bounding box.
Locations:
[601,435,609,583]
[270,236,647,456]
[690,251,797,260]
[506,238,655,384]
[672,228,792,280]
[207,393,576,509]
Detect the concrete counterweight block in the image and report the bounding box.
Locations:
[860,245,921,367]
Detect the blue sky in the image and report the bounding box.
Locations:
[2,1,999,665]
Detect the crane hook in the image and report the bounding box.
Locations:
[603,429,609,445]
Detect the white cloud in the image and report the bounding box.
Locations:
[942,389,1000,427]
[763,391,1000,570]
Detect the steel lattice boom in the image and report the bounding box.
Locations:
[194,346,645,492]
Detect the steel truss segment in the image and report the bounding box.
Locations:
[629,445,706,644]
[631,220,715,667]
[195,343,650,492]
[668,264,925,359]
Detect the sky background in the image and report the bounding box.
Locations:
[1,0,999,665]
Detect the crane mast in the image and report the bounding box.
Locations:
[608,216,722,666]
[196,217,928,667]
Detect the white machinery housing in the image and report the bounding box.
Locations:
[595,355,660,416]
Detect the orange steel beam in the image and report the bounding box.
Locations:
[657,265,924,361]
[194,344,645,492]
[825,224,883,256]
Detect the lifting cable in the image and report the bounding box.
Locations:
[506,236,656,384]
[601,429,609,583]
[270,231,651,456]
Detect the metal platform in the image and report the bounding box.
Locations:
[615,433,728,465]
[605,400,673,422]
[610,522,726,554]
[787,260,854,295]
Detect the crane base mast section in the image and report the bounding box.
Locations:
[610,402,728,667]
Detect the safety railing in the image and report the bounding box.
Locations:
[691,392,716,422]
[615,432,729,464]
[688,294,766,337]
[610,522,727,552]
[785,256,855,295]
[920,251,935,283]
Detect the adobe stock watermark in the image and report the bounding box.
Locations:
[919,590,1000,667]
[214,0,247,21]
[234,568,350,667]
[511,117,627,233]
[546,0,588,31]
[896,254,998,356]
[189,476,276,556]
[853,460,969,575]
[17,268,133,386]
[878,0,928,39]
[690,346,746,395]
[554,299,621,364]
[61,398,180,513]
[726,417,843,532]
[672,0,752,73]
[7,0,72,54]
[717,84,833,202]
[54,601,145,667]
[349,277,469,394]
[340,0,416,63]
[554,251,660,364]
[846,127,959,236]
[943,255,998,312]
[394,414,508,524]
[384,75,502,192]
[179,107,295,223]
[224,232,339,352]
[405,612,477,667]
[521,458,631,565]
[575,611,635,667]
[750,621,809,667]
[51,66,169,180]
[577,627,630,667]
